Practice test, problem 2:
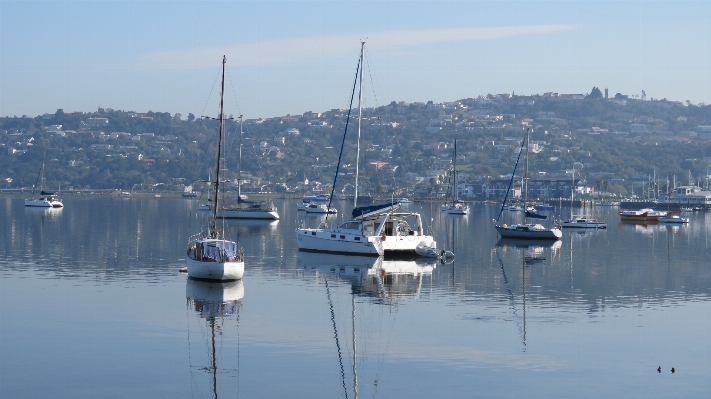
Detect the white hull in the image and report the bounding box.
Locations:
[658,216,689,224]
[560,222,607,228]
[303,204,337,214]
[186,258,244,281]
[444,207,468,215]
[494,224,562,239]
[24,198,63,207]
[382,235,436,255]
[296,228,383,256]
[216,209,279,220]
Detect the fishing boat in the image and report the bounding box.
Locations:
[493,129,562,240]
[25,158,63,208]
[185,56,244,281]
[441,139,469,215]
[296,42,438,257]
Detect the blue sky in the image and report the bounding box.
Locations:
[1,1,709,119]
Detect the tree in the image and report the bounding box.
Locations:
[587,87,603,100]
[188,113,195,122]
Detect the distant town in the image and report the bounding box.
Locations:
[2,89,711,203]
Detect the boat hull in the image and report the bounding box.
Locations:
[216,209,279,220]
[382,235,437,255]
[24,198,63,207]
[296,228,383,256]
[494,224,562,239]
[186,258,244,281]
[560,222,607,228]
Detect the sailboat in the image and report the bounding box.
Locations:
[441,139,469,215]
[560,167,606,228]
[296,42,437,257]
[215,116,280,220]
[25,157,63,208]
[185,56,245,281]
[494,129,562,239]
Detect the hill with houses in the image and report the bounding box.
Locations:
[2,91,711,199]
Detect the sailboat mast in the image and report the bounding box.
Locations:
[238,115,243,201]
[524,129,530,223]
[453,140,457,203]
[354,41,365,210]
[211,55,226,238]
[571,166,574,219]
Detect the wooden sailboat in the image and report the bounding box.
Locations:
[185,56,245,281]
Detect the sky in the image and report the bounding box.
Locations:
[1,1,710,119]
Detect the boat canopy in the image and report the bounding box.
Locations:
[526,210,547,219]
[199,240,239,262]
[352,202,400,219]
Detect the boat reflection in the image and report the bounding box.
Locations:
[296,252,436,300]
[185,279,244,399]
[495,237,562,262]
[617,222,664,235]
[25,206,63,220]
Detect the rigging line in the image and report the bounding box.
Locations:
[326,53,362,221]
[225,67,243,118]
[325,276,349,399]
[364,52,380,109]
[497,129,527,222]
[200,65,224,123]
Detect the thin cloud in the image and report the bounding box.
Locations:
[138,24,577,70]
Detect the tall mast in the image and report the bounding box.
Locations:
[211,55,226,238]
[524,129,529,223]
[571,166,574,219]
[238,114,243,201]
[453,139,457,203]
[353,41,365,210]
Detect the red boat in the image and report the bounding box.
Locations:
[618,208,679,221]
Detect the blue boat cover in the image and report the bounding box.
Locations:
[526,210,547,219]
[352,202,399,219]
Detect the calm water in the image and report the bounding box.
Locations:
[1,197,710,398]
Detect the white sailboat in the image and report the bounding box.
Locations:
[442,139,469,215]
[561,167,607,229]
[216,116,280,220]
[494,129,562,239]
[296,42,436,257]
[25,158,63,208]
[185,56,245,281]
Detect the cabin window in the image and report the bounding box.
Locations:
[331,234,336,238]
[312,232,316,236]
[354,237,360,241]
[340,235,346,239]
